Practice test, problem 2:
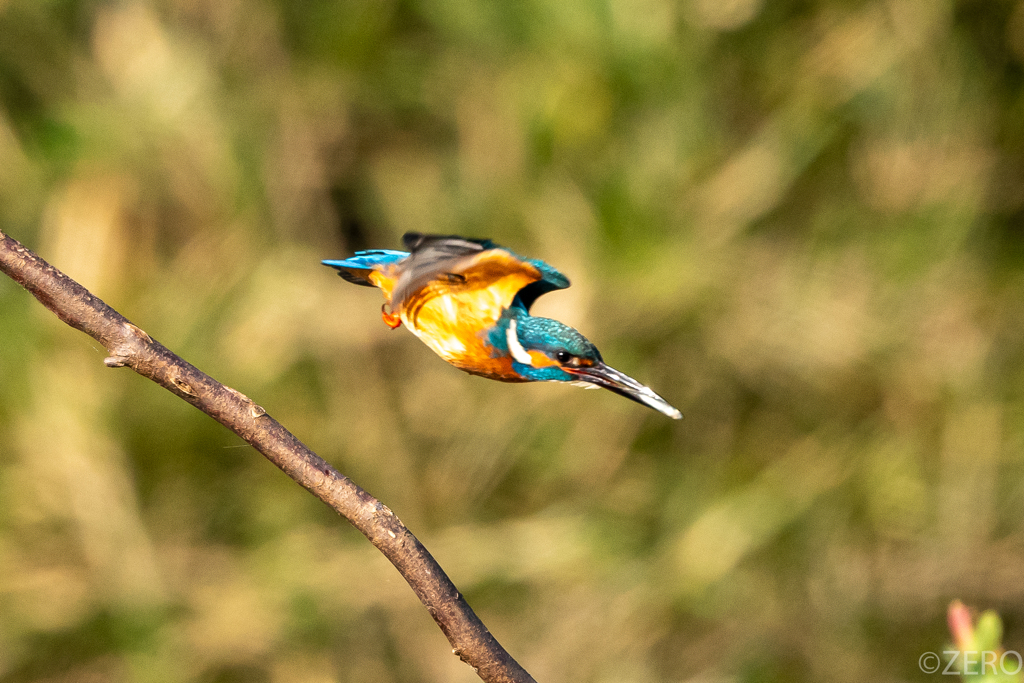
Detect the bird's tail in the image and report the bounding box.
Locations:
[322,249,407,288]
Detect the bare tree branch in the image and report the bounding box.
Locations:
[0,229,537,683]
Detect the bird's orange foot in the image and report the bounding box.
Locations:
[381,304,402,329]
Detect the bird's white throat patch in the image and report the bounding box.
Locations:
[506,319,533,366]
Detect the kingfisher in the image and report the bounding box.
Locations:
[323,233,681,419]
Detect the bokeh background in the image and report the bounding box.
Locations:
[1,0,1022,681]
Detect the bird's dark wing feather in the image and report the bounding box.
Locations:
[402,232,498,254]
[391,232,571,315]
[392,233,497,307]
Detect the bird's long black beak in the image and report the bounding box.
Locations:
[569,362,682,420]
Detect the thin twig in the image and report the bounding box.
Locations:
[0,229,536,683]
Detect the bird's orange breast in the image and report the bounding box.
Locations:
[399,288,524,381]
[365,251,539,381]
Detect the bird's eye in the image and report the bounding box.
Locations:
[555,351,573,364]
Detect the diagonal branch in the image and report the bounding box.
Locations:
[0,229,536,683]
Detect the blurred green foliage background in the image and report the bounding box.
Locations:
[1,0,1023,681]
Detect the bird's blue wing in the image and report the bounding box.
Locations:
[322,249,408,287]
[514,258,570,311]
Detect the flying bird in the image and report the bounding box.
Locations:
[323,233,681,419]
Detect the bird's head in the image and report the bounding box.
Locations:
[492,312,682,419]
